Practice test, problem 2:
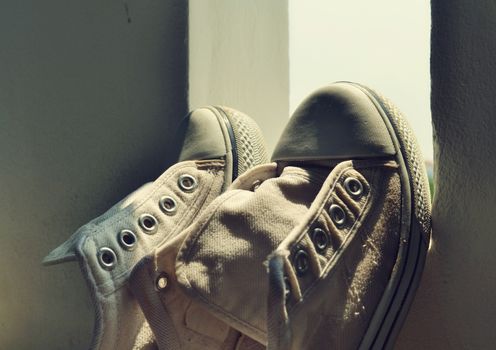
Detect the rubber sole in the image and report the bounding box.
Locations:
[347,83,431,350]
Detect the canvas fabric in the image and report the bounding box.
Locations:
[130,230,266,350]
[129,162,299,349]
[131,158,400,350]
[44,159,229,350]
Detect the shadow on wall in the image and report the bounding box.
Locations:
[0,1,187,349]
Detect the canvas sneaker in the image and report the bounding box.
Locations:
[43,106,268,350]
[145,82,431,350]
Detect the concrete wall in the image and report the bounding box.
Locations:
[397,1,496,348]
[0,1,188,349]
[188,0,289,152]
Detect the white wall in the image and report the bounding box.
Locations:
[188,0,289,153]
[290,0,432,160]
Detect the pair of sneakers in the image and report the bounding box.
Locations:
[44,82,431,350]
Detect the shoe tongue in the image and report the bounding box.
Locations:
[176,108,228,162]
[175,166,328,342]
[279,165,330,185]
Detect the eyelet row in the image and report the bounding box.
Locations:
[290,229,329,281]
[329,177,364,228]
[285,176,364,301]
[96,173,198,270]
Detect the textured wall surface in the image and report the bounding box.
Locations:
[0,1,188,349]
[188,0,289,153]
[397,1,496,348]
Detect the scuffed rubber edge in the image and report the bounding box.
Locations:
[214,107,239,181]
[346,82,430,350]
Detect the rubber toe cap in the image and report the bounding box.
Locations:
[272,82,396,162]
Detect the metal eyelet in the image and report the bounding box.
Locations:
[344,177,364,198]
[159,196,177,215]
[329,204,346,227]
[155,273,169,291]
[311,227,330,253]
[251,180,262,191]
[178,174,198,192]
[97,247,117,270]
[283,276,291,303]
[139,213,158,234]
[118,229,138,251]
[293,248,310,276]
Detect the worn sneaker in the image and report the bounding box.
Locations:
[151,82,431,349]
[43,106,268,350]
